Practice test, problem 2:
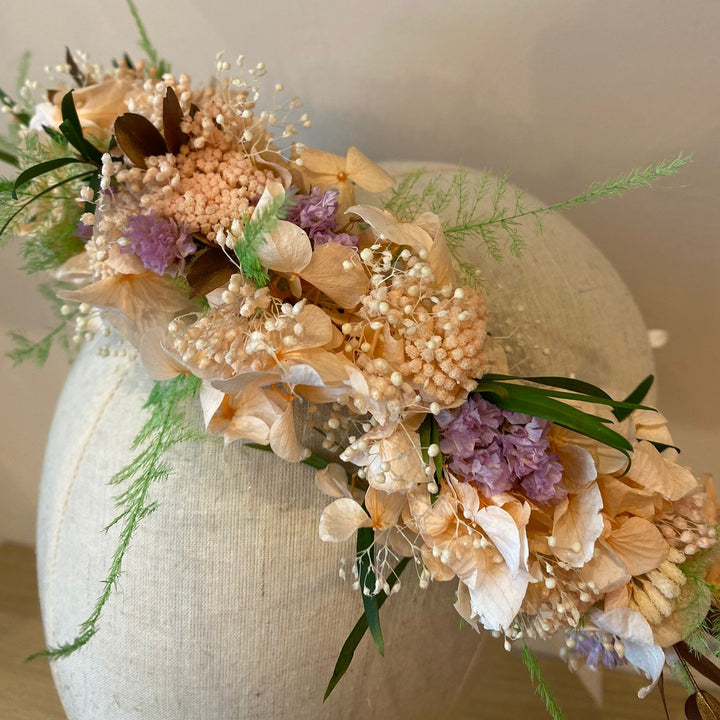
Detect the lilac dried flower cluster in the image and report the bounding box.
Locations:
[286,186,358,247]
[565,631,628,670]
[122,211,196,277]
[437,395,566,503]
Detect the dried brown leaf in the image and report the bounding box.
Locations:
[114,112,168,169]
[162,87,188,154]
[186,246,235,298]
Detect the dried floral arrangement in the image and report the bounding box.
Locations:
[2,5,719,718]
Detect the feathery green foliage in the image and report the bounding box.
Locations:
[521,642,567,720]
[7,281,80,366]
[125,0,170,75]
[385,155,691,283]
[28,373,204,661]
[234,190,294,286]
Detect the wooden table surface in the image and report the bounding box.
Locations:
[0,542,691,720]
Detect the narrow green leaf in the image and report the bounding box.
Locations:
[484,373,613,400]
[477,381,633,456]
[12,157,86,199]
[0,169,96,239]
[324,557,409,700]
[357,526,383,656]
[0,149,18,167]
[613,374,655,422]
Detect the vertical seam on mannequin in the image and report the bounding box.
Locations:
[45,364,131,646]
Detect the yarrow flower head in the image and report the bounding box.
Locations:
[437,395,566,503]
[122,211,196,277]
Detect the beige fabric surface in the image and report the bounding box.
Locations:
[36,165,654,720]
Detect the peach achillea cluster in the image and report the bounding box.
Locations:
[24,54,717,700]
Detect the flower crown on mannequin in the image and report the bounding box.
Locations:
[1,4,716,718]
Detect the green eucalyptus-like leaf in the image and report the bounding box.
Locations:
[324,557,409,701]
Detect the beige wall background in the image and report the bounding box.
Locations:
[0,0,718,546]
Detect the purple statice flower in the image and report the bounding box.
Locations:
[565,631,628,670]
[437,395,566,503]
[286,186,358,247]
[122,211,196,277]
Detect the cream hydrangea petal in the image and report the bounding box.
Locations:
[199,382,225,429]
[345,146,395,192]
[556,444,597,493]
[597,475,657,519]
[552,482,603,567]
[467,562,529,632]
[139,326,186,381]
[604,516,669,576]
[315,464,352,499]
[346,204,432,252]
[414,212,455,288]
[588,608,665,699]
[287,303,335,350]
[299,243,369,309]
[319,498,371,542]
[473,505,523,576]
[454,582,482,632]
[625,441,697,501]
[256,219,312,275]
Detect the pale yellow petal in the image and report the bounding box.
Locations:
[345,146,395,192]
[298,146,347,176]
[59,273,192,345]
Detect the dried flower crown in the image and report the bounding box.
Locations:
[1,7,717,719]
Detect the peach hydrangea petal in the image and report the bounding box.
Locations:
[319,498,371,542]
[365,487,407,529]
[59,273,192,345]
[256,218,312,275]
[604,517,669,576]
[268,402,306,462]
[315,464,352,499]
[299,242,369,309]
[597,475,658,519]
[625,441,697,501]
[581,543,632,593]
